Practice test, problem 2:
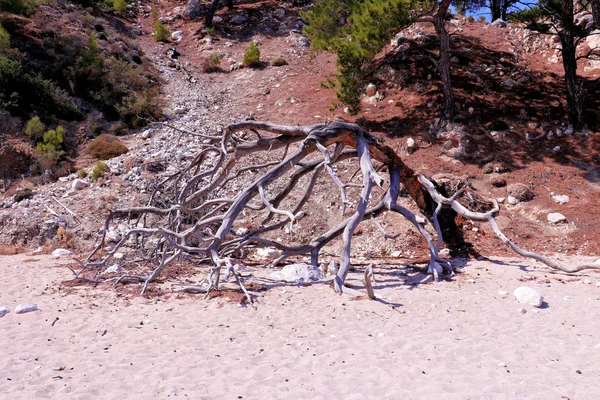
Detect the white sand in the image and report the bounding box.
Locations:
[1,254,599,399]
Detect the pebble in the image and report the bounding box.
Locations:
[563,296,572,300]
[518,307,527,314]
[498,362,507,368]
[114,252,125,260]
[0,306,9,317]
[498,290,509,296]
[582,279,592,284]
[552,194,569,204]
[15,304,40,314]
[513,286,544,307]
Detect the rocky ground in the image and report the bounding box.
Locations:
[1,0,599,280]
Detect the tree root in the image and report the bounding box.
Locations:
[74,120,599,299]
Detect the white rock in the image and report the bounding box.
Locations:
[171,31,183,42]
[103,264,122,274]
[114,252,125,260]
[507,195,520,205]
[498,290,509,296]
[365,83,377,97]
[270,263,324,283]
[15,304,40,314]
[256,247,279,260]
[0,306,9,318]
[513,286,543,308]
[552,194,569,204]
[142,129,152,139]
[71,179,88,191]
[52,248,73,258]
[582,279,592,284]
[391,250,402,257]
[491,18,507,28]
[547,212,567,224]
[498,362,507,368]
[468,107,474,114]
[107,229,122,243]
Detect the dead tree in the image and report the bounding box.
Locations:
[76,120,600,300]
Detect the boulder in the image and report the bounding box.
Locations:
[71,179,88,191]
[547,212,567,224]
[500,78,515,89]
[52,248,73,258]
[491,19,507,28]
[171,31,183,42]
[513,286,543,307]
[182,0,204,20]
[270,263,324,283]
[586,30,600,55]
[507,183,533,202]
[552,194,569,204]
[0,306,9,318]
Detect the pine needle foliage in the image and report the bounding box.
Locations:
[303,0,415,112]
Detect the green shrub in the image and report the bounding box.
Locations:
[467,15,474,23]
[211,52,220,66]
[91,161,108,180]
[113,0,126,14]
[14,187,33,202]
[243,42,261,67]
[0,0,37,16]
[154,20,170,42]
[25,116,45,142]
[77,168,88,179]
[0,24,9,50]
[478,16,485,22]
[83,32,104,67]
[272,57,287,67]
[34,126,65,170]
[118,88,162,127]
[88,134,128,159]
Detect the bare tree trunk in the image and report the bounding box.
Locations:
[433,0,455,121]
[592,0,600,29]
[490,0,501,20]
[205,0,220,28]
[560,0,585,130]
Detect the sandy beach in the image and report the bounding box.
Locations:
[1,253,599,399]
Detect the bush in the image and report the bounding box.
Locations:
[467,15,474,23]
[202,53,222,73]
[243,42,261,67]
[272,57,288,67]
[34,126,65,171]
[118,88,162,128]
[0,0,37,16]
[77,168,88,178]
[88,134,128,159]
[13,187,33,202]
[154,20,170,42]
[113,0,126,14]
[0,24,9,50]
[25,116,45,142]
[478,16,485,22]
[91,161,107,180]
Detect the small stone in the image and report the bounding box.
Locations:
[142,129,152,139]
[547,212,567,224]
[230,14,246,25]
[468,107,474,114]
[507,196,520,205]
[391,250,402,257]
[114,252,125,260]
[513,286,543,307]
[498,290,509,296]
[0,306,9,318]
[563,296,572,300]
[52,248,73,258]
[15,304,40,314]
[500,78,515,89]
[582,279,592,284]
[143,319,151,325]
[552,194,569,204]
[406,137,416,153]
[518,307,527,314]
[365,83,377,97]
[498,362,507,367]
[497,197,506,203]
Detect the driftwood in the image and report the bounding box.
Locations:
[76,120,600,300]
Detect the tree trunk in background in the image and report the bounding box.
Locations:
[490,0,501,20]
[205,0,220,27]
[560,0,585,130]
[434,0,455,121]
[592,0,600,29]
